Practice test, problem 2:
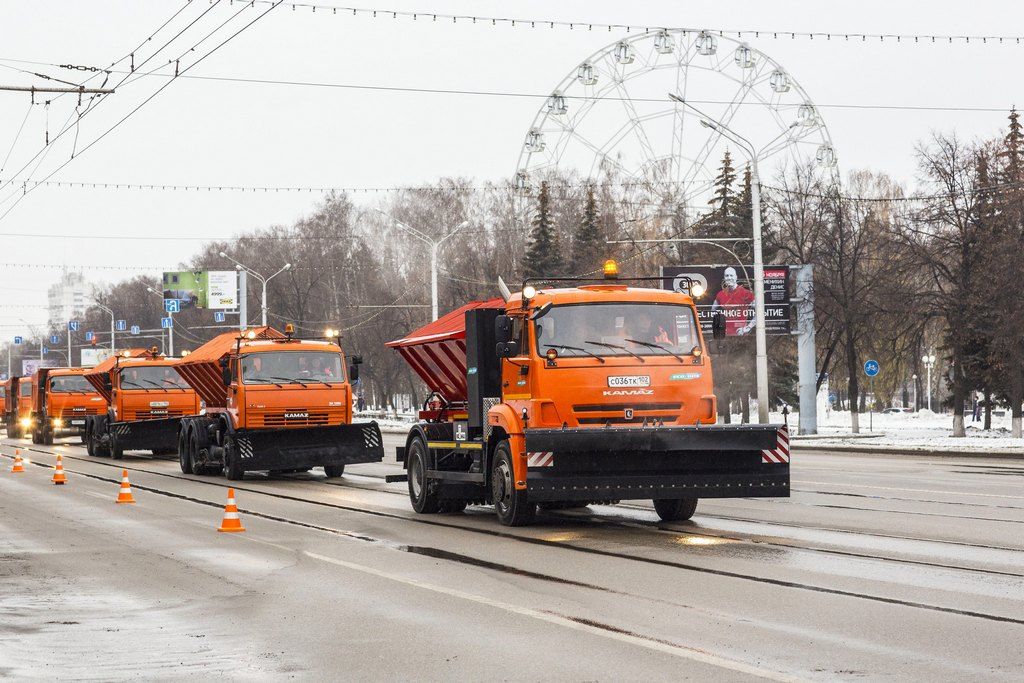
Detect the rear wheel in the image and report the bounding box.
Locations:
[653,498,698,522]
[323,464,345,478]
[491,440,535,527]
[178,429,193,474]
[223,435,244,481]
[407,438,439,514]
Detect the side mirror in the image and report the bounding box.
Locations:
[494,315,514,345]
[221,365,232,387]
[495,341,520,358]
[348,364,360,381]
[712,311,726,341]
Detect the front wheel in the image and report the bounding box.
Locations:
[178,429,193,474]
[653,498,698,522]
[31,430,42,445]
[407,438,439,514]
[43,431,54,446]
[110,433,124,460]
[323,464,345,478]
[491,440,535,527]
[223,435,244,481]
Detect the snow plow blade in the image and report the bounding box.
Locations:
[523,424,789,503]
[233,421,384,471]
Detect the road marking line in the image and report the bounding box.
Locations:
[304,550,806,682]
[793,480,1023,500]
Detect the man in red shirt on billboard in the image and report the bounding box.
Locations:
[712,267,755,336]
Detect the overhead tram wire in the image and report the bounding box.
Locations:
[0,1,286,223]
[242,1,1024,45]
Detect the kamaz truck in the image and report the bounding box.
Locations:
[387,262,790,526]
[174,325,384,480]
[3,376,31,438]
[31,367,107,445]
[84,348,201,459]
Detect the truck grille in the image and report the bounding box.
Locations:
[59,407,103,418]
[127,409,186,421]
[572,402,683,426]
[256,410,334,428]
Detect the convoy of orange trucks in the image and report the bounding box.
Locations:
[387,263,790,526]
[173,325,384,480]
[3,376,31,438]
[83,348,200,458]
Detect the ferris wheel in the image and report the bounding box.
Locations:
[515,30,837,214]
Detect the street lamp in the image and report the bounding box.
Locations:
[219,252,291,327]
[376,211,470,321]
[922,352,937,412]
[92,301,116,352]
[146,287,173,356]
[911,373,918,412]
[668,92,799,424]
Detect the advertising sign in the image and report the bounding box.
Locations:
[22,359,57,376]
[81,348,115,368]
[161,270,238,310]
[661,265,791,336]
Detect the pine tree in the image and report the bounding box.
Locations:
[570,186,603,275]
[522,181,564,278]
[708,150,737,218]
[1003,107,1023,179]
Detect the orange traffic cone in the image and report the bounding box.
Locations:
[10,453,25,473]
[115,469,135,504]
[217,488,245,532]
[52,455,67,485]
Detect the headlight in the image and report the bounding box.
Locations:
[19,417,32,428]
[51,418,64,428]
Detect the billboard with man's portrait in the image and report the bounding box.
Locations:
[661,265,791,336]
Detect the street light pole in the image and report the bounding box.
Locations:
[922,352,937,412]
[377,211,469,321]
[146,287,174,356]
[93,301,116,352]
[218,253,291,327]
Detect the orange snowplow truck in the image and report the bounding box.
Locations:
[3,376,32,438]
[174,325,384,480]
[31,367,106,445]
[388,264,790,526]
[83,348,200,459]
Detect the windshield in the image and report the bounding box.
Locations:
[20,382,31,397]
[241,351,344,385]
[0,387,5,398]
[534,303,700,358]
[120,366,191,391]
[49,375,95,393]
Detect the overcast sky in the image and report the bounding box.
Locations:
[0,0,1019,330]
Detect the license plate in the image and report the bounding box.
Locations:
[607,375,651,388]
[70,419,85,426]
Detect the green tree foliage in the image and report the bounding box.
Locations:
[522,181,565,279]
[570,186,604,275]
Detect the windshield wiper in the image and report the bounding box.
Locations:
[584,340,645,363]
[248,375,285,388]
[544,344,605,363]
[625,338,686,363]
[269,375,310,387]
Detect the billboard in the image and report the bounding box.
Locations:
[81,348,115,368]
[661,265,791,336]
[161,270,238,310]
[22,359,57,376]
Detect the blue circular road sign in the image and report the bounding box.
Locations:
[863,359,880,377]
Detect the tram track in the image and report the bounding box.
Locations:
[5,443,1023,627]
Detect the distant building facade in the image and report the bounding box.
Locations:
[47,271,87,326]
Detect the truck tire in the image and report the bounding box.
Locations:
[110,433,124,460]
[31,430,42,445]
[491,440,535,527]
[85,422,95,456]
[323,464,345,478]
[223,435,244,481]
[407,437,440,514]
[178,429,193,474]
[43,430,53,446]
[653,498,698,522]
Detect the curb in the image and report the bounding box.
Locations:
[791,442,1023,461]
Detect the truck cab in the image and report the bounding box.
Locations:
[33,367,106,444]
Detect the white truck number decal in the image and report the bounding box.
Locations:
[607,375,651,388]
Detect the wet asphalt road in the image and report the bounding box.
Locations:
[1,433,1022,681]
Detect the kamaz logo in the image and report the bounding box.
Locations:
[284,412,309,419]
[602,389,655,396]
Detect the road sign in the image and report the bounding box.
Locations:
[68,320,80,332]
[85,331,95,342]
[214,311,226,323]
[13,336,22,345]
[863,359,880,377]
[161,317,173,329]
[164,299,181,314]
[115,319,127,331]
[49,334,59,345]
[130,325,140,335]
[42,346,49,355]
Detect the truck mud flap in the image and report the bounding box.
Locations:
[110,417,181,451]
[233,421,384,471]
